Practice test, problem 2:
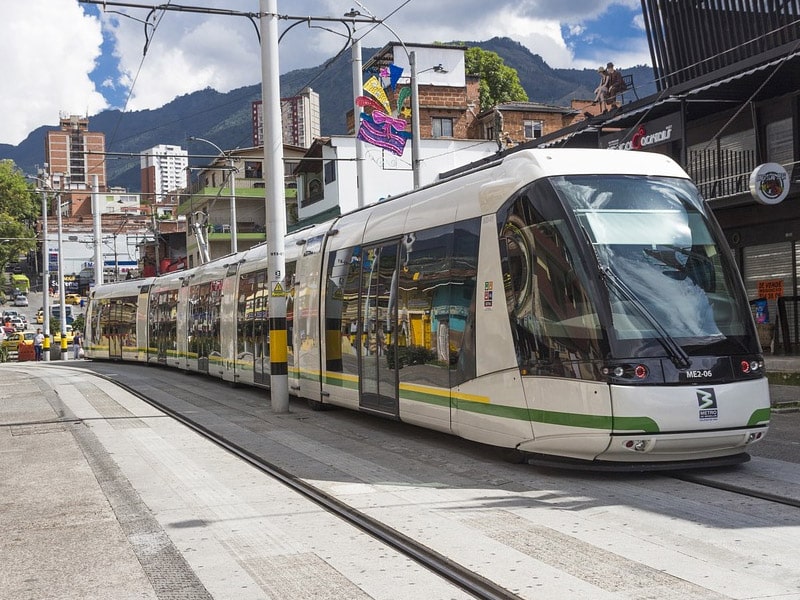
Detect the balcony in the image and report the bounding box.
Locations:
[686,148,756,202]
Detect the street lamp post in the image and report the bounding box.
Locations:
[56,196,67,352]
[189,137,237,254]
[260,0,289,413]
[409,50,421,189]
[27,173,51,361]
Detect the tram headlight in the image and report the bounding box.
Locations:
[740,359,763,374]
[602,362,650,381]
[624,439,649,452]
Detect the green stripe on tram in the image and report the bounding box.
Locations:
[747,407,771,426]
[454,398,660,432]
[307,370,663,433]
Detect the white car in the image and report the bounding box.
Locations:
[8,316,26,331]
[13,295,28,307]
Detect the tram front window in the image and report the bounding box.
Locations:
[554,175,749,352]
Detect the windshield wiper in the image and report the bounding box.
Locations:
[599,265,692,369]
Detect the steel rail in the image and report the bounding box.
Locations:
[104,375,523,600]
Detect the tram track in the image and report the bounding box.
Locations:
[105,374,523,600]
[671,472,800,508]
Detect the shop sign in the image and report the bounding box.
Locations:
[757,279,784,300]
[600,113,682,151]
[749,163,789,205]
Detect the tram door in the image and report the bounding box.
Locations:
[358,242,399,417]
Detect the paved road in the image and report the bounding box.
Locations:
[5,361,800,599]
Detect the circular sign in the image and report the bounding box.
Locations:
[749,162,790,205]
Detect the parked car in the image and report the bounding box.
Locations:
[2,331,35,351]
[8,316,26,331]
[13,294,28,307]
[53,325,75,346]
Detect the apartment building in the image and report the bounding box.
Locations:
[140,144,188,217]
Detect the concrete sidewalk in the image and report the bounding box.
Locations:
[0,364,468,600]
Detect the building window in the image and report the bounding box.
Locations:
[305,178,323,206]
[524,120,543,139]
[432,117,454,138]
[324,160,336,184]
[244,161,262,179]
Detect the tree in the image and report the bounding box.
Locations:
[0,160,38,271]
[464,47,528,111]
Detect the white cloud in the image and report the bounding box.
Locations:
[0,0,652,146]
[107,9,261,112]
[0,0,108,146]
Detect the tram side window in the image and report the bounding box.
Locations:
[325,247,361,375]
[90,298,105,344]
[238,271,269,361]
[117,298,137,347]
[394,219,480,388]
[286,261,296,366]
[149,290,178,358]
[500,191,603,378]
[396,225,453,390]
[451,219,480,385]
[96,296,137,346]
[188,280,222,359]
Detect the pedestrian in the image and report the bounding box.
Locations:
[592,66,610,112]
[72,331,82,360]
[34,328,45,361]
[605,62,627,110]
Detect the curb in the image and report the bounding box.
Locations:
[767,372,800,387]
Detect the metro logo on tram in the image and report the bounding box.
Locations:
[697,388,719,421]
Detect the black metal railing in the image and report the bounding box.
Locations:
[686,148,756,200]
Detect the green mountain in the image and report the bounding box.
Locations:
[1,37,655,191]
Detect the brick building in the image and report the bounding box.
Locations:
[44,114,106,217]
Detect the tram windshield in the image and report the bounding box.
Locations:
[553,175,750,352]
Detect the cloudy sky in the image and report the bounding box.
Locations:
[0,0,650,146]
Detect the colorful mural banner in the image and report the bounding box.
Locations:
[362,76,392,113]
[388,63,403,90]
[396,86,411,115]
[356,96,385,113]
[357,113,410,156]
[356,64,411,155]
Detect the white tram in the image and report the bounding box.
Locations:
[85,149,770,468]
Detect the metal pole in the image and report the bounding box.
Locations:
[189,136,237,254]
[260,0,289,412]
[352,36,366,208]
[410,50,421,189]
[92,174,103,287]
[41,185,50,361]
[56,195,67,355]
[229,155,238,253]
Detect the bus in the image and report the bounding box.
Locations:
[51,304,74,324]
[10,274,30,293]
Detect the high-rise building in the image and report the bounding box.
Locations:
[43,114,107,216]
[140,144,189,211]
[44,114,107,188]
[251,87,321,148]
